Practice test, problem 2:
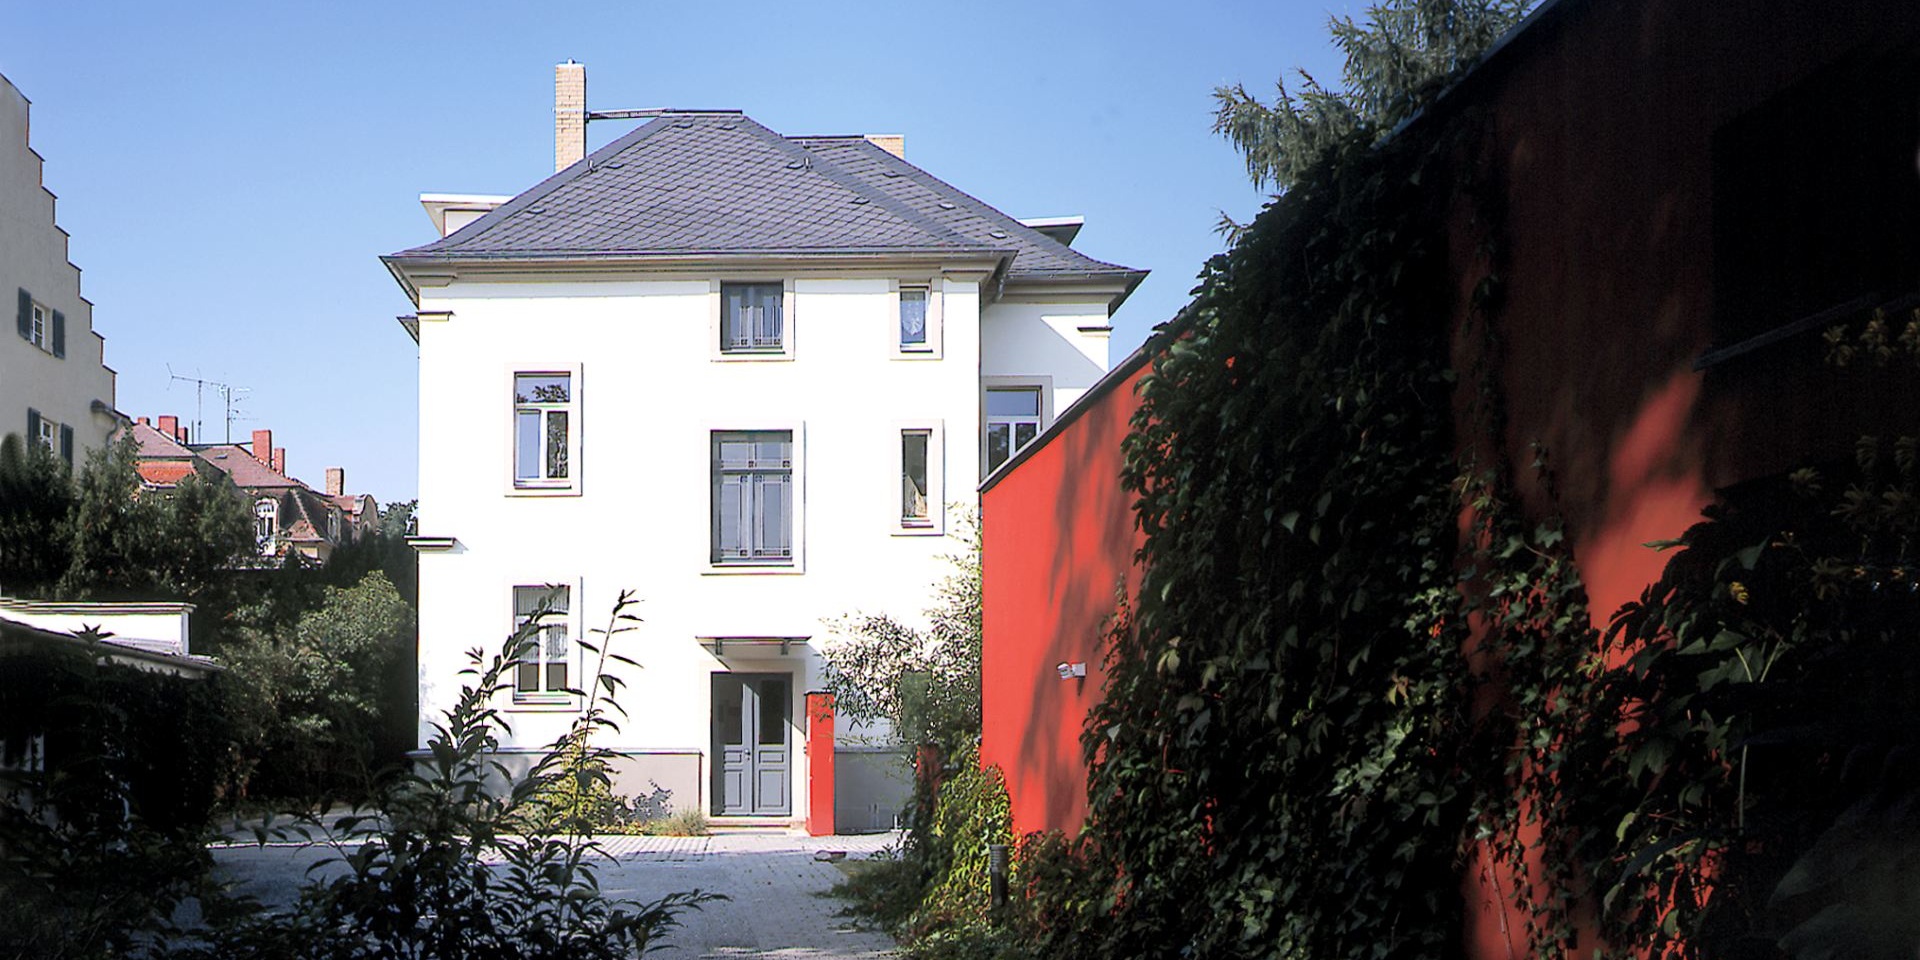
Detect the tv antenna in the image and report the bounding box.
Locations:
[165,367,251,443]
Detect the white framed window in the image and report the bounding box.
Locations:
[895,422,945,534]
[710,280,795,360]
[35,415,56,451]
[512,584,574,704]
[715,281,793,356]
[15,291,62,357]
[891,280,943,359]
[983,383,1048,474]
[511,369,580,494]
[254,498,279,555]
[712,430,795,565]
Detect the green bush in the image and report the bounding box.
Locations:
[0,629,231,959]
[185,589,718,959]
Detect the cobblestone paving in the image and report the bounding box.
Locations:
[210,831,903,959]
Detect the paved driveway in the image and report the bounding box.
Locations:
[211,831,902,958]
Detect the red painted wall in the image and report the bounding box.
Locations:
[980,358,1150,837]
[980,0,1920,948]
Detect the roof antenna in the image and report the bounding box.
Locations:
[166,366,250,444]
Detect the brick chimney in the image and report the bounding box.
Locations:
[555,61,586,172]
[272,447,286,475]
[252,429,272,464]
[136,416,150,426]
[159,415,180,442]
[864,134,905,159]
[325,467,344,497]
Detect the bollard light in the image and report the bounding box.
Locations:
[988,842,1010,911]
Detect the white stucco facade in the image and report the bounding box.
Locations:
[405,261,1119,822]
[0,74,117,463]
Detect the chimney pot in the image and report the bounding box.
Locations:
[252,429,272,464]
[272,447,286,475]
[555,61,587,172]
[326,467,344,497]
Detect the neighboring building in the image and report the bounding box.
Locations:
[1,73,119,465]
[0,598,219,816]
[0,595,214,677]
[978,0,1919,954]
[130,416,375,563]
[384,63,1144,831]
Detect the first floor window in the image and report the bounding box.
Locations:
[902,430,931,524]
[985,387,1043,472]
[721,282,785,353]
[0,733,44,773]
[712,431,793,563]
[35,415,55,451]
[514,372,572,486]
[513,584,571,700]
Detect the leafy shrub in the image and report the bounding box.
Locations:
[0,630,230,959]
[820,515,980,754]
[190,589,717,959]
[221,572,414,801]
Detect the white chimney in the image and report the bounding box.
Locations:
[556,61,586,171]
[864,134,905,159]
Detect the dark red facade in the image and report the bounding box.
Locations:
[978,0,1920,948]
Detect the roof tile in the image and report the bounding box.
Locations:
[389,112,1142,287]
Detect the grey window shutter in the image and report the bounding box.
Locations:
[50,311,64,358]
[16,289,29,341]
[26,408,40,443]
[59,424,73,466]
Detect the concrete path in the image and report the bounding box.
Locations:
[210,831,903,958]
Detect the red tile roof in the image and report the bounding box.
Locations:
[136,461,197,487]
[193,444,301,489]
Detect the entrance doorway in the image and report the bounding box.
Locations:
[711,673,792,816]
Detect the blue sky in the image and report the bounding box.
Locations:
[3,1,1347,504]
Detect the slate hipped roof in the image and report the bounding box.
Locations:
[387,112,1143,297]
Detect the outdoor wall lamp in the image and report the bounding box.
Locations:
[1056,661,1087,680]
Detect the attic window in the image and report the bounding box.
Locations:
[721,283,786,353]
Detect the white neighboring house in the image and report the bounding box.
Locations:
[383,63,1143,829]
[0,598,217,782]
[0,73,119,465]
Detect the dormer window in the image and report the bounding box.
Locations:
[254,498,279,555]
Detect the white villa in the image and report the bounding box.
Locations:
[384,63,1143,830]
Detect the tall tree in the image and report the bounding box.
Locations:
[1213,0,1532,192]
[0,433,74,596]
[58,434,252,603]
